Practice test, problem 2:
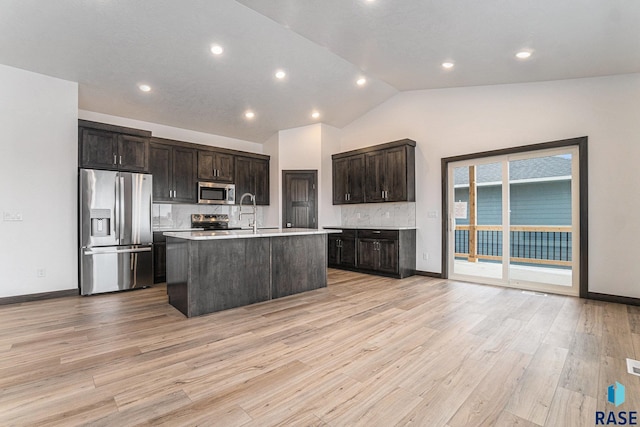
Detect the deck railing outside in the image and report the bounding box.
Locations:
[454,225,572,267]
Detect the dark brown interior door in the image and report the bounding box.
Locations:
[282,170,317,229]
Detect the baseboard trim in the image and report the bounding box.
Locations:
[0,289,78,306]
[587,292,640,306]
[414,270,444,279]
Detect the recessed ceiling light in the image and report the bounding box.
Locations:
[516,51,532,59]
[210,44,224,55]
[311,111,320,119]
[442,62,455,69]
[356,77,367,86]
[275,70,286,79]
[244,110,255,119]
[138,84,151,92]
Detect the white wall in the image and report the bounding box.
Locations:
[0,65,78,297]
[262,132,280,227]
[320,124,342,227]
[340,73,640,299]
[79,110,263,154]
[269,124,340,228]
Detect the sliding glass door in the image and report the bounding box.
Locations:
[448,146,580,296]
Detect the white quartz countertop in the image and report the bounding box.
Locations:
[153,227,204,232]
[164,228,340,240]
[323,225,417,230]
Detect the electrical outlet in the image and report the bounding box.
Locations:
[427,211,438,219]
[36,268,46,278]
[384,211,390,218]
[357,213,361,219]
[423,253,429,260]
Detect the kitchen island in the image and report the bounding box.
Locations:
[163,228,335,317]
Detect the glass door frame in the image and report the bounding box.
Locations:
[441,137,588,297]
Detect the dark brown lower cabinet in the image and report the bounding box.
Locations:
[328,230,357,268]
[153,232,166,283]
[328,228,415,279]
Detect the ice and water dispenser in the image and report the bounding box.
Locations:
[90,209,112,237]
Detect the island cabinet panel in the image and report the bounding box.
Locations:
[166,238,189,316]
[271,234,327,299]
[191,238,270,316]
[153,232,167,283]
[166,237,271,317]
[165,231,330,317]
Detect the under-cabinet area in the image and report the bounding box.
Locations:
[327,227,416,278]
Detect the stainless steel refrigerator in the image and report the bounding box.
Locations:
[79,169,153,295]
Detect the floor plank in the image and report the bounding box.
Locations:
[0,269,637,426]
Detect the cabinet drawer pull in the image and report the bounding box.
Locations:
[372,230,381,234]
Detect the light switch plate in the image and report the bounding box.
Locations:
[3,212,23,221]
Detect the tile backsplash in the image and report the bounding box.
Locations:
[340,202,416,227]
[153,204,264,229]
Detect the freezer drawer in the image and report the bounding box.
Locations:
[80,245,153,295]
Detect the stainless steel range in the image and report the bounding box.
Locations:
[191,214,241,231]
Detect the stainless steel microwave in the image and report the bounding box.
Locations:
[197,182,235,204]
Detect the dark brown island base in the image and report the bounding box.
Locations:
[164,229,336,317]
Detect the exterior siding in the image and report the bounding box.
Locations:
[453,180,572,266]
[453,180,571,226]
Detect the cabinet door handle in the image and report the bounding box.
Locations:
[119,155,122,165]
[345,194,348,201]
[113,154,117,165]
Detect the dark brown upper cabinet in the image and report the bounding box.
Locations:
[149,139,197,203]
[197,150,234,183]
[332,154,365,204]
[235,156,270,205]
[79,120,150,172]
[332,139,415,204]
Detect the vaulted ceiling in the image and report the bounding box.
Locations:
[1,0,639,143]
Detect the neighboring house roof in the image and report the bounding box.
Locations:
[454,155,572,185]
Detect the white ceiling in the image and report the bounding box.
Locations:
[1,0,639,143]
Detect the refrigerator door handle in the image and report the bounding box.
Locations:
[119,175,125,241]
[114,173,120,243]
[84,247,152,256]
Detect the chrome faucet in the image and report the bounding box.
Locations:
[239,193,257,233]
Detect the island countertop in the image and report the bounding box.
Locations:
[164,228,338,241]
[323,225,418,230]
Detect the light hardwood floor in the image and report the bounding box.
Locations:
[1,269,638,426]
